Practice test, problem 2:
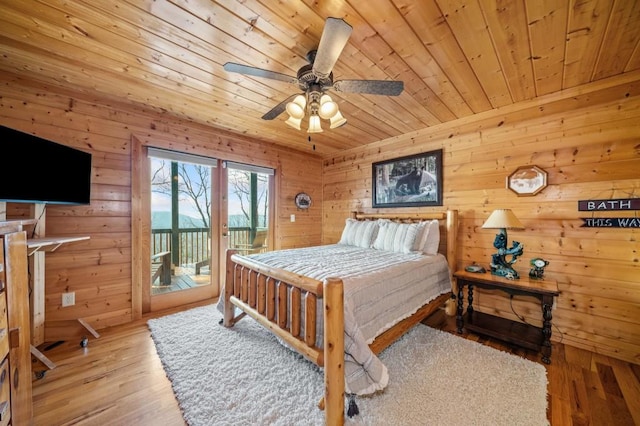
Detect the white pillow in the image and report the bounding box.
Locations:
[412,221,429,252]
[373,221,421,254]
[417,219,440,255]
[338,219,378,248]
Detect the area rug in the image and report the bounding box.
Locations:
[148,304,548,425]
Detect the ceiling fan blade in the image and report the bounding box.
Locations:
[223,62,298,85]
[261,94,301,120]
[332,79,404,96]
[312,17,353,79]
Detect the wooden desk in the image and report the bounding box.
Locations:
[27,235,90,345]
[453,270,559,364]
[27,235,92,378]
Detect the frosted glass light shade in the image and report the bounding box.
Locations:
[482,209,524,230]
[307,114,323,133]
[286,95,306,119]
[329,110,347,128]
[319,94,339,119]
[284,115,302,130]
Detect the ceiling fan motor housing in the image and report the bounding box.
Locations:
[296,63,333,92]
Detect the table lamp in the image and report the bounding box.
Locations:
[482,209,525,279]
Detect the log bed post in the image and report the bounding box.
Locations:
[223,249,236,326]
[323,277,345,426]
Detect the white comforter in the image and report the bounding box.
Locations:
[219,244,451,395]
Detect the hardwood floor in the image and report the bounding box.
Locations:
[423,310,640,426]
[31,302,640,425]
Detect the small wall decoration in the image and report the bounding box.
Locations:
[579,198,639,228]
[372,149,443,208]
[578,198,640,211]
[507,165,548,196]
[294,192,311,209]
[580,218,640,228]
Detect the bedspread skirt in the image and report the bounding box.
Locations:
[217,244,452,395]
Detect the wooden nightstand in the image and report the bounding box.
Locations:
[453,269,559,364]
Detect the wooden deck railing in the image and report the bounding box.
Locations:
[151,227,266,269]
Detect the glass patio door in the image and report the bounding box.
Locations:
[224,161,274,256]
[147,148,218,311]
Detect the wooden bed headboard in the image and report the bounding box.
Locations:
[350,210,459,278]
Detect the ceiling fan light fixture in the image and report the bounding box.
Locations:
[285,115,302,130]
[329,110,347,128]
[286,95,306,119]
[307,114,323,133]
[318,94,338,119]
[224,17,404,138]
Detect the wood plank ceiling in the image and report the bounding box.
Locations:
[1,0,639,156]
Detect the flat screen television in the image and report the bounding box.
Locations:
[0,124,92,205]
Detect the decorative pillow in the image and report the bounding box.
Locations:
[417,219,440,255]
[411,221,429,252]
[338,219,378,248]
[373,221,421,254]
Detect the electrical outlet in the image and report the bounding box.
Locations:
[290,214,296,222]
[62,292,75,307]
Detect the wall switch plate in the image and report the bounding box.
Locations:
[290,214,295,222]
[62,292,75,307]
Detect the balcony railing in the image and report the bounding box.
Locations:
[151,227,264,269]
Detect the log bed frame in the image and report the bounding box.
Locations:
[222,210,458,425]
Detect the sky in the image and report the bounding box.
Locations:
[150,158,262,220]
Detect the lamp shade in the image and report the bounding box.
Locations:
[284,115,302,130]
[329,110,347,128]
[482,209,524,230]
[319,94,339,119]
[307,114,323,133]
[286,95,306,119]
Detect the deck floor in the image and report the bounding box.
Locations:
[151,266,210,295]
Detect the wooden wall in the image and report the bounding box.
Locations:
[0,73,323,339]
[323,72,640,365]
[1,67,638,366]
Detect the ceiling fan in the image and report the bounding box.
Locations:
[223,17,404,133]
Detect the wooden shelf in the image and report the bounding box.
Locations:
[463,311,542,352]
[27,236,89,256]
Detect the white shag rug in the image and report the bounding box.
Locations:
[148,304,548,426]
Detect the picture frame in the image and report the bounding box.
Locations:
[372,149,443,208]
[507,165,548,196]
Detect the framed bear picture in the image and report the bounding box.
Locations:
[372,149,443,208]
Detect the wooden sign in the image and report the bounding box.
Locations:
[580,218,640,228]
[578,198,640,211]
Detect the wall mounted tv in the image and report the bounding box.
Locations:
[0,124,92,205]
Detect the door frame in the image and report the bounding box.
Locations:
[131,136,220,316]
[131,135,277,318]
